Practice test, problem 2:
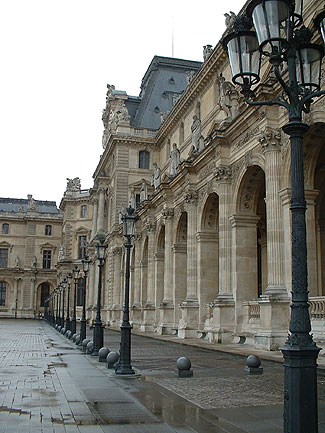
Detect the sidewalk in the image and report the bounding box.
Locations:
[0,319,324,433]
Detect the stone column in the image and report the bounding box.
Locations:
[179,191,199,338]
[254,129,290,351]
[13,278,20,318]
[91,198,98,239]
[132,235,142,328]
[30,277,36,315]
[97,188,105,234]
[154,252,164,327]
[145,222,156,306]
[162,208,174,304]
[260,128,287,296]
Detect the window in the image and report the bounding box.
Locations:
[40,283,50,307]
[2,224,9,234]
[139,150,150,169]
[78,236,87,259]
[45,225,52,236]
[0,249,8,268]
[0,282,6,306]
[80,205,87,218]
[136,194,140,209]
[42,250,51,269]
[77,277,84,306]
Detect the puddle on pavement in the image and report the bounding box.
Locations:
[0,406,31,416]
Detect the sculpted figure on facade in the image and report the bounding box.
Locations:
[58,245,65,261]
[191,115,201,153]
[140,179,148,202]
[151,163,161,190]
[224,11,236,29]
[129,189,136,209]
[170,143,181,176]
[186,70,196,85]
[203,45,213,62]
[102,128,109,149]
[217,74,240,120]
[106,84,115,102]
[66,177,81,192]
[27,194,37,211]
[116,101,130,125]
[15,256,20,268]
[31,256,37,268]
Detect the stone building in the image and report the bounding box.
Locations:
[0,195,62,318]
[82,0,325,350]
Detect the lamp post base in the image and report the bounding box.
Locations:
[115,323,135,375]
[79,318,87,344]
[281,343,320,433]
[92,321,103,356]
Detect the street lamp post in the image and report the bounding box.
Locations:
[222,3,325,432]
[92,234,107,356]
[80,255,90,343]
[61,280,66,329]
[71,266,79,335]
[116,206,138,375]
[65,273,72,331]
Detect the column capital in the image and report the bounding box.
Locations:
[162,207,174,219]
[184,190,199,204]
[259,127,281,152]
[145,222,156,233]
[112,247,122,255]
[214,165,232,183]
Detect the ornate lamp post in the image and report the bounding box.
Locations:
[222,3,325,432]
[71,266,79,335]
[80,255,90,343]
[116,206,138,375]
[55,287,60,326]
[61,280,66,329]
[92,234,107,356]
[65,273,72,331]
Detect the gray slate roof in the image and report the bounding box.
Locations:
[0,198,60,214]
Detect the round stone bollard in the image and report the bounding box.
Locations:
[82,339,90,353]
[72,333,77,342]
[86,341,94,354]
[175,356,193,377]
[98,347,110,363]
[61,327,66,335]
[75,334,81,345]
[244,355,263,375]
[57,326,62,332]
[106,351,119,369]
[65,330,72,339]
[55,324,58,329]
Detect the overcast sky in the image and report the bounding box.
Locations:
[0,0,242,205]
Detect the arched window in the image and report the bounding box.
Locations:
[77,278,84,306]
[0,282,6,306]
[40,283,50,307]
[2,224,9,234]
[139,151,150,169]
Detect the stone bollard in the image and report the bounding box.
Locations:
[82,339,90,353]
[61,327,66,335]
[244,355,263,375]
[57,326,61,332]
[72,333,77,342]
[86,341,94,355]
[75,334,81,345]
[65,330,71,339]
[106,351,119,369]
[98,347,110,363]
[175,357,193,377]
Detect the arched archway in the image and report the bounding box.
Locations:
[232,165,266,332]
[197,193,219,326]
[173,212,187,325]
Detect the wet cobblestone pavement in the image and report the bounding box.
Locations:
[0,319,324,433]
